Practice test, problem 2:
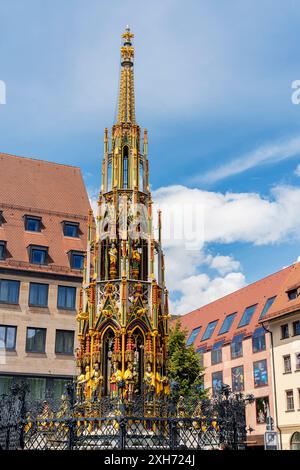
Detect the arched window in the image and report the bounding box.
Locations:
[291,432,300,450]
[102,328,115,396]
[139,160,144,191]
[107,160,112,191]
[123,146,129,189]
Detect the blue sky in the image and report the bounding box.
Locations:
[1,0,300,313]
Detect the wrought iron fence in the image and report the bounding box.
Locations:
[0,382,254,450]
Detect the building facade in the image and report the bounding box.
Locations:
[0,152,91,400]
[177,265,296,448]
[261,263,300,450]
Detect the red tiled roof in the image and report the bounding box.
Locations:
[0,153,91,277]
[262,262,300,321]
[174,265,294,350]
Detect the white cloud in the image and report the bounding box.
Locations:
[206,254,241,275]
[295,164,300,177]
[193,135,300,184]
[169,272,246,316]
[153,184,300,247]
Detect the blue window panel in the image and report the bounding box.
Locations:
[0,242,5,260]
[63,223,79,238]
[259,297,276,319]
[253,359,268,387]
[29,283,49,307]
[57,286,76,310]
[231,334,244,359]
[293,320,300,336]
[186,327,201,345]
[0,280,20,304]
[71,253,84,270]
[196,346,206,368]
[212,371,223,396]
[252,327,266,352]
[0,325,17,350]
[26,328,46,353]
[107,161,112,191]
[211,340,224,365]
[218,313,236,335]
[25,217,41,232]
[30,248,47,265]
[201,320,218,341]
[238,304,257,328]
[232,366,244,392]
[55,330,74,355]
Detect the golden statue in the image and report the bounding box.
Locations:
[91,363,103,402]
[110,363,123,398]
[144,363,155,402]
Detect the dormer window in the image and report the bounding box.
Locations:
[25,215,42,232]
[63,221,79,238]
[288,289,298,301]
[0,241,6,260]
[69,251,84,270]
[29,245,48,265]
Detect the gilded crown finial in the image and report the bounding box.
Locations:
[122,25,134,44]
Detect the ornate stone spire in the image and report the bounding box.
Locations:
[117,26,136,124]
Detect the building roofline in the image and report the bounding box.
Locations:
[180,263,295,320]
[0,151,81,171]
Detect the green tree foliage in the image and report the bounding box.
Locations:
[167,320,206,399]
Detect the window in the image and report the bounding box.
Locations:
[0,325,17,350]
[0,241,6,260]
[29,283,49,307]
[252,327,266,353]
[283,355,292,374]
[238,304,257,328]
[63,222,79,238]
[187,327,201,346]
[57,286,76,310]
[253,359,268,387]
[123,146,129,189]
[288,289,297,301]
[29,246,48,265]
[212,371,223,397]
[256,397,269,424]
[55,330,74,355]
[291,432,300,450]
[139,161,144,191]
[295,353,300,371]
[259,296,276,319]
[196,347,206,368]
[211,341,224,365]
[201,320,218,341]
[26,328,46,353]
[25,216,41,232]
[231,366,244,392]
[286,390,294,411]
[70,251,84,270]
[0,211,3,226]
[231,334,244,359]
[107,160,112,191]
[0,279,20,304]
[293,320,300,336]
[218,312,236,335]
[281,324,289,339]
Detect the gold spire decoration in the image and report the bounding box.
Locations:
[117,26,136,124]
